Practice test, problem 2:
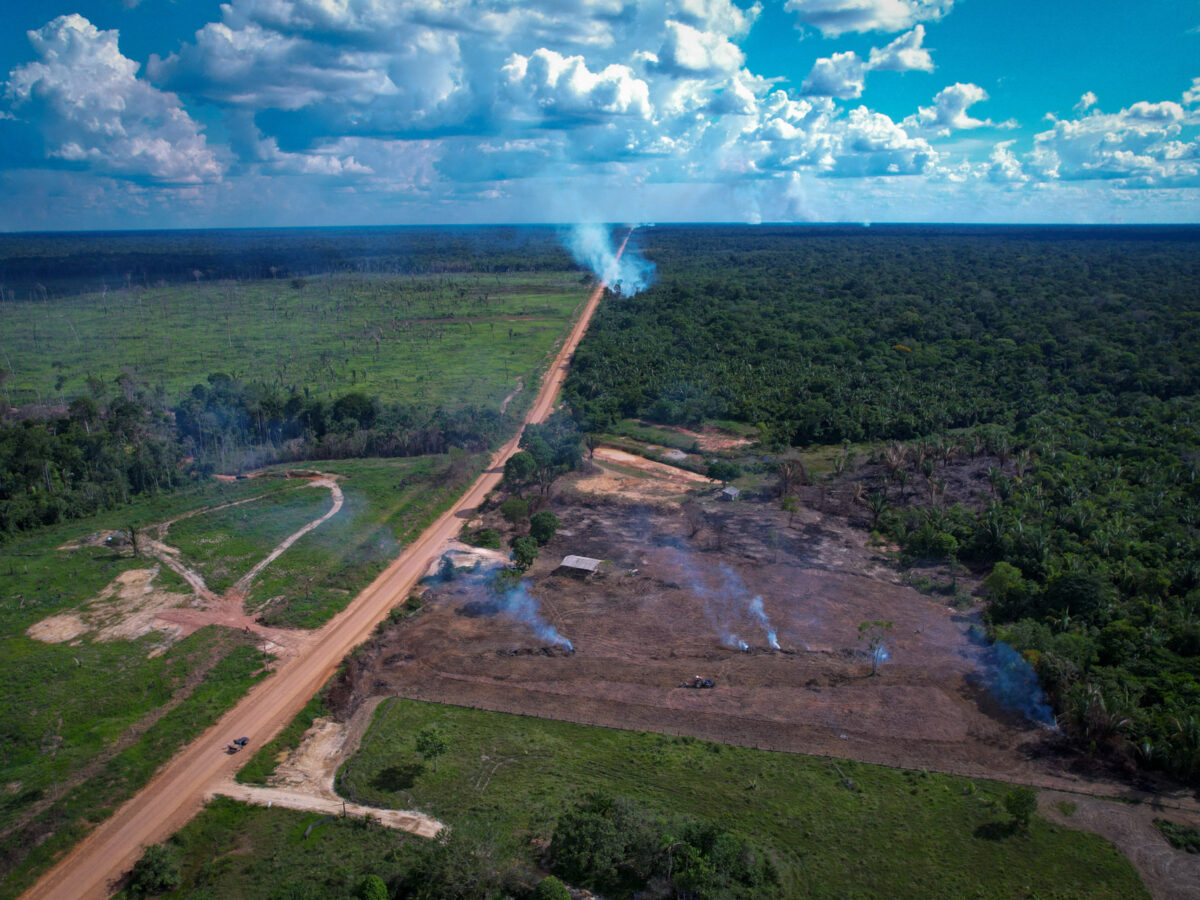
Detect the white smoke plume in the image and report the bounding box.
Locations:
[563,223,656,295]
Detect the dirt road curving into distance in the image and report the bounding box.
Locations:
[22,239,625,900]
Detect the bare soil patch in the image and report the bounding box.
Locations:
[338,491,1197,815]
[33,477,343,659]
[573,448,712,503]
[208,697,443,838]
[25,567,192,652]
[1040,790,1200,900]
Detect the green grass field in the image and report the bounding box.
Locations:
[154,698,1148,898]
[164,484,336,594]
[242,455,487,628]
[0,271,585,409]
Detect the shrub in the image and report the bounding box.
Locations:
[1003,786,1038,829]
[1155,818,1200,853]
[357,874,388,900]
[511,536,539,570]
[532,875,572,900]
[706,460,741,483]
[500,498,530,524]
[529,510,559,545]
[128,843,181,896]
[466,527,502,549]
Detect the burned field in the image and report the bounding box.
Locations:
[335,482,1083,788]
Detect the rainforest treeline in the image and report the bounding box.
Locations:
[0,374,507,538]
[0,225,576,299]
[565,225,1200,782]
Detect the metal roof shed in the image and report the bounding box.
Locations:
[559,555,602,574]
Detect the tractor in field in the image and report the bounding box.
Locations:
[682,675,715,689]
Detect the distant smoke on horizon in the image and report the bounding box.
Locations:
[563,223,656,295]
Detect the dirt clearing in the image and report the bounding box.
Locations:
[30,477,343,658]
[209,697,443,838]
[573,448,711,502]
[340,488,1196,810]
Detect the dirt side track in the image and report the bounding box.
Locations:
[20,268,612,900]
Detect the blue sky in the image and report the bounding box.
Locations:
[1,0,1196,230]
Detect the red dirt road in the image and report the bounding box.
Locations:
[21,254,617,900]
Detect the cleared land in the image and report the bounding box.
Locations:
[338,478,1072,784]
[325,453,1199,897]
[0,271,583,410]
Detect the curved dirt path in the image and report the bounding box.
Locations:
[22,245,621,900]
[1040,791,1200,900]
[233,477,344,595]
[142,477,344,654]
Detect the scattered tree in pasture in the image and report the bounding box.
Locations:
[1003,786,1038,830]
[415,725,449,773]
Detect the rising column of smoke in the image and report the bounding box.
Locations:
[678,557,783,651]
[563,223,656,295]
[496,580,573,651]
[747,595,781,649]
[979,641,1056,728]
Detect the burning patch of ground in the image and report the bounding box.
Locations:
[336,491,1195,813]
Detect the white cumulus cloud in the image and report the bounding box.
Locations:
[987,139,1027,183]
[4,14,221,182]
[802,51,868,99]
[903,83,1008,136]
[501,49,652,121]
[1074,91,1098,114]
[784,0,953,37]
[652,20,745,76]
[1031,99,1198,186]
[868,25,934,72]
[1185,77,1200,106]
[802,26,933,99]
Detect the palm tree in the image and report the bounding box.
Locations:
[866,491,888,529]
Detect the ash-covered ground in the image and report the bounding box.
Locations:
[329,476,1110,789]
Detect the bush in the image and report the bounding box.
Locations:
[706,460,742,483]
[511,536,539,570]
[1003,786,1038,829]
[532,875,572,900]
[128,843,181,896]
[529,510,559,545]
[1155,818,1200,853]
[357,873,388,900]
[500,498,530,524]
[466,527,502,549]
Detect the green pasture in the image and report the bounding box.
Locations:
[156,698,1148,898]
[242,454,487,628]
[164,483,336,594]
[0,271,585,410]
